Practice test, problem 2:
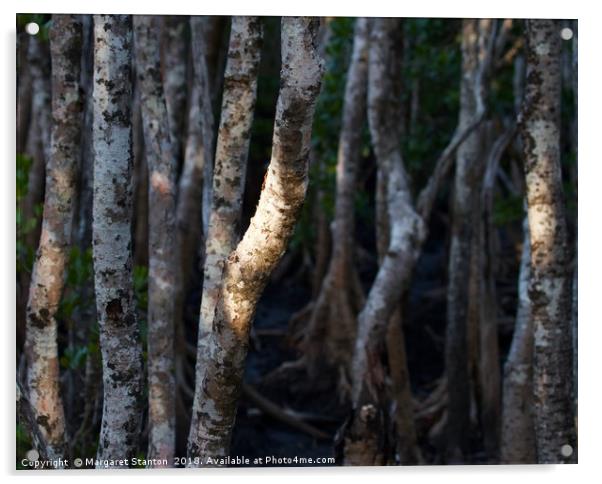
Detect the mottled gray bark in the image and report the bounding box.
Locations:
[343,19,424,465]
[24,15,83,463]
[301,17,370,395]
[500,216,536,463]
[522,19,576,463]
[92,14,143,467]
[445,19,494,462]
[188,15,263,459]
[187,17,323,462]
[134,15,178,466]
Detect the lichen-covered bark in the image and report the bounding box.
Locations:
[24,15,82,463]
[500,217,536,463]
[134,15,178,466]
[343,19,425,465]
[92,14,143,467]
[162,16,188,165]
[444,19,493,462]
[301,17,370,395]
[522,19,576,463]
[187,17,323,462]
[188,15,263,458]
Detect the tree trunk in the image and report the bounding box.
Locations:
[301,17,370,396]
[188,15,263,458]
[24,15,83,463]
[444,19,494,462]
[134,15,179,466]
[500,216,536,463]
[162,16,189,168]
[186,16,323,462]
[343,19,425,465]
[522,19,576,463]
[92,14,144,466]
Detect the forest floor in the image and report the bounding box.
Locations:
[229,224,473,465]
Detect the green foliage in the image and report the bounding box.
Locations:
[291,18,355,252]
[16,154,41,276]
[134,265,149,352]
[493,193,524,226]
[16,14,52,42]
[402,19,462,186]
[16,423,32,469]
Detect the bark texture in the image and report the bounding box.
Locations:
[134,15,178,466]
[24,15,82,463]
[187,16,323,462]
[500,217,536,463]
[92,14,143,466]
[522,19,576,463]
[188,15,263,457]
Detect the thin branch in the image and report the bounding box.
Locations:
[242,383,331,440]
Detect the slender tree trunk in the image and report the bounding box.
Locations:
[134,15,179,466]
[445,19,494,462]
[343,19,425,465]
[23,15,83,463]
[187,16,323,462]
[132,87,148,267]
[188,15,263,458]
[522,19,576,463]
[301,17,369,396]
[92,14,143,466]
[476,123,516,460]
[500,216,536,463]
[162,16,189,168]
[22,35,50,252]
[17,31,31,155]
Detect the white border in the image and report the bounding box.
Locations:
[2,1,599,483]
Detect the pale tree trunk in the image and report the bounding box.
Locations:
[300,17,370,396]
[445,19,494,462]
[188,15,263,458]
[522,19,576,463]
[162,16,188,167]
[134,15,179,466]
[343,19,425,465]
[500,216,536,463]
[187,16,323,462]
[92,14,143,466]
[24,15,82,463]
